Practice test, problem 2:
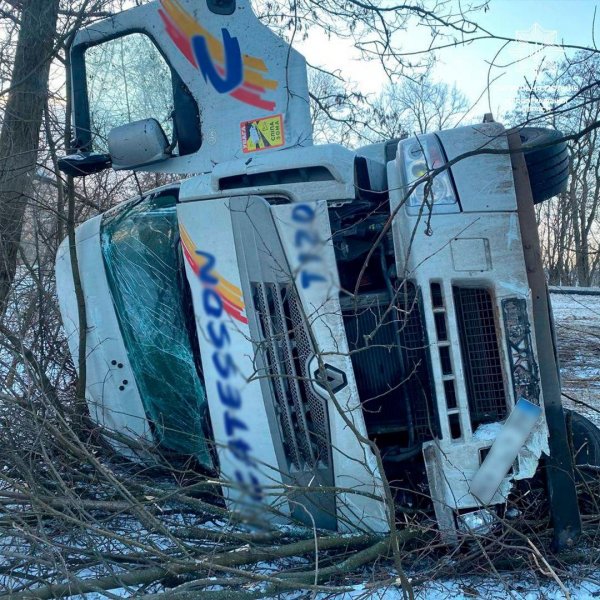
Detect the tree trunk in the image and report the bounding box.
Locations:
[0,0,60,314]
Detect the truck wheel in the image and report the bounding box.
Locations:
[519,127,570,204]
[566,409,600,481]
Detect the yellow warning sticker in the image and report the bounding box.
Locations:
[241,114,285,153]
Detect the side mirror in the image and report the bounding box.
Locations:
[108,118,171,171]
[58,152,111,177]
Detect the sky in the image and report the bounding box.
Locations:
[295,0,598,124]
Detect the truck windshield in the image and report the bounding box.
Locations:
[100,191,213,469]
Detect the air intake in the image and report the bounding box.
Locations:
[219,166,334,191]
[251,281,331,471]
[341,282,439,444]
[453,287,507,426]
[231,195,337,530]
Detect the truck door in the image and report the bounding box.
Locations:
[67,0,312,174]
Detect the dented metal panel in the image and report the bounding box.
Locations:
[389,123,549,521]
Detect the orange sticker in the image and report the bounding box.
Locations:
[241,114,284,153]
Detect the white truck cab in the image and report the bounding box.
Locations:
[56,0,583,543]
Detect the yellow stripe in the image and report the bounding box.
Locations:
[163,0,224,62]
[244,69,278,90]
[218,278,243,300]
[217,284,245,310]
[179,226,194,253]
[243,55,267,72]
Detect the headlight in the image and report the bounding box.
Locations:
[399,134,459,214]
[457,508,496,535]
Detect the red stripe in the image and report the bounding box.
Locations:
[242,80,266,93]
[223,303,249,324]
[230,88,276,111]
[219,292,245,316]
[183,245,248,323]
[160,19,274,111]
[159,4,277,111]
[182,243,200,275]
[159,9,197,67]
[215,64,272,108]
[219,293,248,324]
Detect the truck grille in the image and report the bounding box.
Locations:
[398,284,440,439]
[453,287,507,426]
[342,282,439,442]
[251,282,331,471]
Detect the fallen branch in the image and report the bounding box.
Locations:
[6,533,379,599]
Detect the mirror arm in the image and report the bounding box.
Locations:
[58,152,112,177]
[165,110,178,155]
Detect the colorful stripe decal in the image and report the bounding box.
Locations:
[180,226,248,325]
[159,0,277,111]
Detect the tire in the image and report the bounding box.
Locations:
[565,409,600,482]
[519,127,570,204]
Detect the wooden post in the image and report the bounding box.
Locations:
[508,130,581,550]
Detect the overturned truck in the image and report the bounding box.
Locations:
[56,0,592,544]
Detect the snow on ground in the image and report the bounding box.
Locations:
[307,574,600,599]
[550,291,600,427]
[3,292,599,599]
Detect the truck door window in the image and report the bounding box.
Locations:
[100,191,213,468]
[84,33,201,156]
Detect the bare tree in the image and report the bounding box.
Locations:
[511,51,600,285]
[0,0,60,313]
[308,68,367,145]
[366,74,470,141]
